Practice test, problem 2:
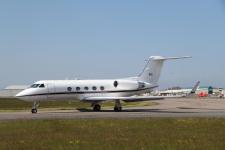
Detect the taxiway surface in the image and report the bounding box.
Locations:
[0,98,225,120]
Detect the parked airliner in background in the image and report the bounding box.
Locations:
[160,81,200,96]
[16,56,191,113]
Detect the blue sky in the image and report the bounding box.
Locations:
[0,0,225,89]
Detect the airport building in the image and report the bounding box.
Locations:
[159,86,224,98]
[0,85,28,98]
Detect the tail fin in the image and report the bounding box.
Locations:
[138,56,191,85]
[189,81,200,94]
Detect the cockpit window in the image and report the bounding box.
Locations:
[30,84,45,88]
[39,84,45,88]
[30,84,40,88]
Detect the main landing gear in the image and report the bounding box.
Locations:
[114,100,122,112]
[31,101,39,114]
[93,104,101,111]
[92,100,123,112]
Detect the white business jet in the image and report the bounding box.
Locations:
[16,56,191,113]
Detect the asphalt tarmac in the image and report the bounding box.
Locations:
[0,98,225,120]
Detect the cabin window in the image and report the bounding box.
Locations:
[76,87,81,91]
[67,87,72,92]
[84,87,89,90]
[100,86,105,91]
[92,86,97,90]
[39,84,45,88]
[114,81,118,88]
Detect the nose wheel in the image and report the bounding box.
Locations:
[31,101,39,114]
[31,108,37,113]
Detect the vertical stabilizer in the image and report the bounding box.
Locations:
[138,56,191,85]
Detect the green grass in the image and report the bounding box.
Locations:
[0,98,157,111]
[0,118,225,150]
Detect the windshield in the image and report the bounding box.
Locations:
[30,84,40,88]
[30,84,45,88]
[39,84,45,88]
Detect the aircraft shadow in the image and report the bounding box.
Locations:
[77,108,200,114]
[48,107,225,114]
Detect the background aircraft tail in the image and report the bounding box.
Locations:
[184,81,201,98]
[190,81,200,94]
[138,56,191,85]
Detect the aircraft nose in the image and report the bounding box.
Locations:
[15,92,22,97]
[15,90,28,98]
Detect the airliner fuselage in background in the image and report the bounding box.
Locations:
[16,56,191,113]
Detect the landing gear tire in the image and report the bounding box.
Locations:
[93,104,101,111]
[114,107,122,112]
[31,101,39,114]
[31,108,37,114]
[114,100,122,112]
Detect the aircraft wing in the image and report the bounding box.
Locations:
[82,95,183,103]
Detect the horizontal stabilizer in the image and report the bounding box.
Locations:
[150,56,192,61]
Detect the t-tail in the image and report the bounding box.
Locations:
[138,56,191,85]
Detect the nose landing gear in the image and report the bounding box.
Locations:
[31,101,39,114]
